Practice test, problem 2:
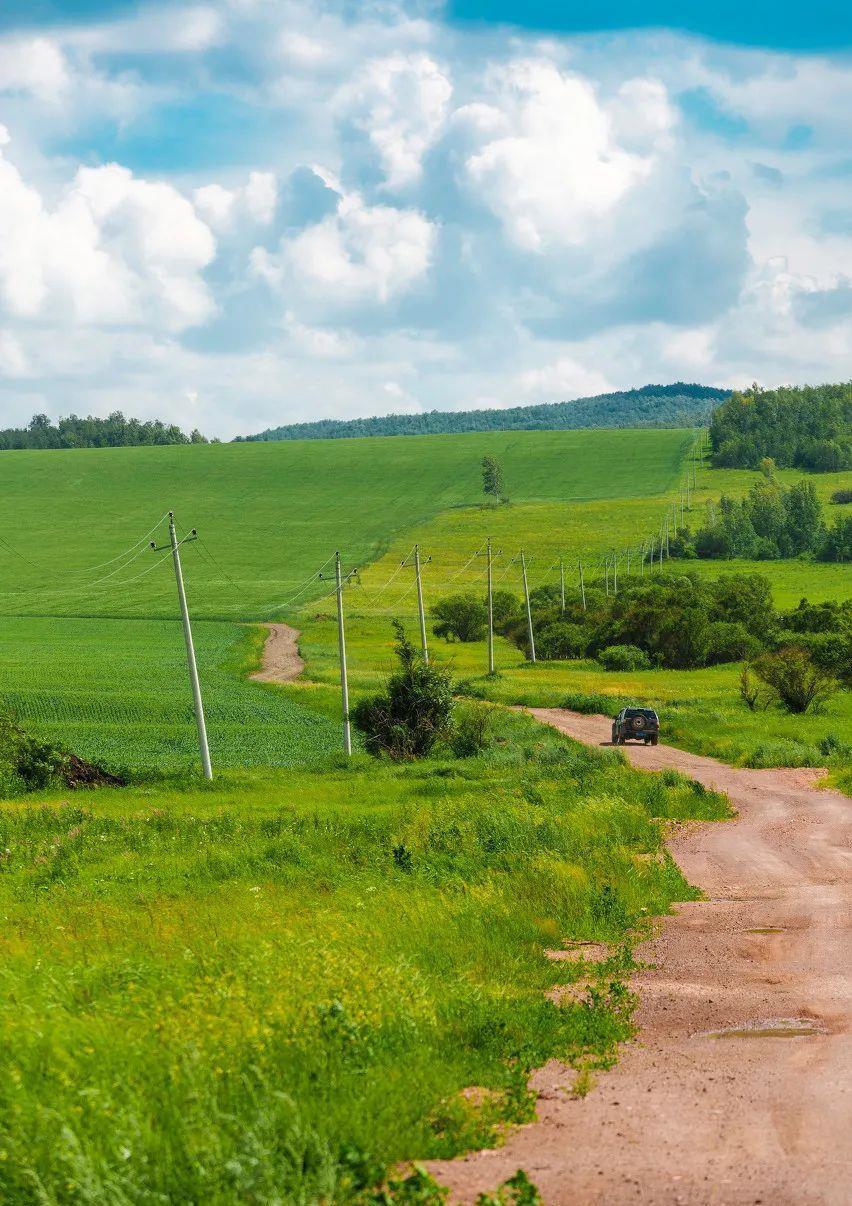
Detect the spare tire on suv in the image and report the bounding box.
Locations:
[611,706,660,746]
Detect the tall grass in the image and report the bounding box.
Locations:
[0,713,727,1202]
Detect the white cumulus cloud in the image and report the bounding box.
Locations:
[253,183,435,303]
[342,52,452,189]
[0,140,216,330]
[463,60,663,250]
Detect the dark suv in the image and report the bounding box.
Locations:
[612,707,659,746]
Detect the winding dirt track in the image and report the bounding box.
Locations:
[250,623,304,683]
[429,709,852,1205]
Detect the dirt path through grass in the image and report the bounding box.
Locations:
[250,623,304,683]
[430,708,852,1204]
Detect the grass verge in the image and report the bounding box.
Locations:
[0,710,727,1202]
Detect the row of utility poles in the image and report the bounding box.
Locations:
[163,427,709,773]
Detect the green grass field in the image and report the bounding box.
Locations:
[0,427,692,622]
[0,427,848,775]
[0,618,340,774]
[0,711,727,1202]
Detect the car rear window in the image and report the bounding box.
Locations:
[625,708,658,719]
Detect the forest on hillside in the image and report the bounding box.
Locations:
[0,413,211,451]
[242,383,729,442]
[710,383,852,471]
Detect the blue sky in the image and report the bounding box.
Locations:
[0,1,851,437]
[449,2,852,51]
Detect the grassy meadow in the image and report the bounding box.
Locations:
[0,427,847,775]
[0,424,848,1199]
[0,426,691,622]
[0,711,728,1202]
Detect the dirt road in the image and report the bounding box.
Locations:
[429,708,852,1205]
[250,623,304,683]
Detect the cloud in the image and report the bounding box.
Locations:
[194,170,278,229]
[252,178,436,304]
[0,330,28,377]
[0,1,851,436]
[516,357,612,401]
[0,36,69,102]
[462,60,669,249]
[0,137,216,330]
[341,52,452,189]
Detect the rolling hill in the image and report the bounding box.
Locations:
[243,383,729,442]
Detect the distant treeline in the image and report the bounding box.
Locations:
[241,383,729,442]
[0,413,211,451]
[710,383,852,471]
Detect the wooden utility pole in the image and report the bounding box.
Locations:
[559,557,565,616]
[154,513,212,780]
[520,550,536,663]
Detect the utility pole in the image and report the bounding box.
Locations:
[153,513,212,780]
[559,557,565,616]
[320,552,357,755]
[612,550,618,595]
[520,550,536,663]
[486,537,495,675]
[578,558,586,611]
[403,544,430,664]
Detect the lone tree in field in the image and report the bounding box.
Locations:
[481,455,505,503]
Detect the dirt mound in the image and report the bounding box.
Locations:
[61,754,125,789]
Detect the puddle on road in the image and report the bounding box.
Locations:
[697,1017,826,1040]
[744,927,786,934]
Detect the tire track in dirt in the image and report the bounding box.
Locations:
[428,708,852,1205]
[250,623,304,683]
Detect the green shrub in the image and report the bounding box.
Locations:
[597,645,652,671]
[352,622,454,758]
[705,621,761,664]
[431,594,487,643]
[751,646,838,714]
[0,711,67,792]
[536,621,588,661]
[451,703,493,757]
[490,590,522,629]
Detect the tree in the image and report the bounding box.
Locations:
[432,594,488,642]
[818,513,852,562]
[752,646,837,714]
[481,455,505,502]
[351,621,453,758]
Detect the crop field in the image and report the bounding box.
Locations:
[0,617,340,774]
[0,427,691,622]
